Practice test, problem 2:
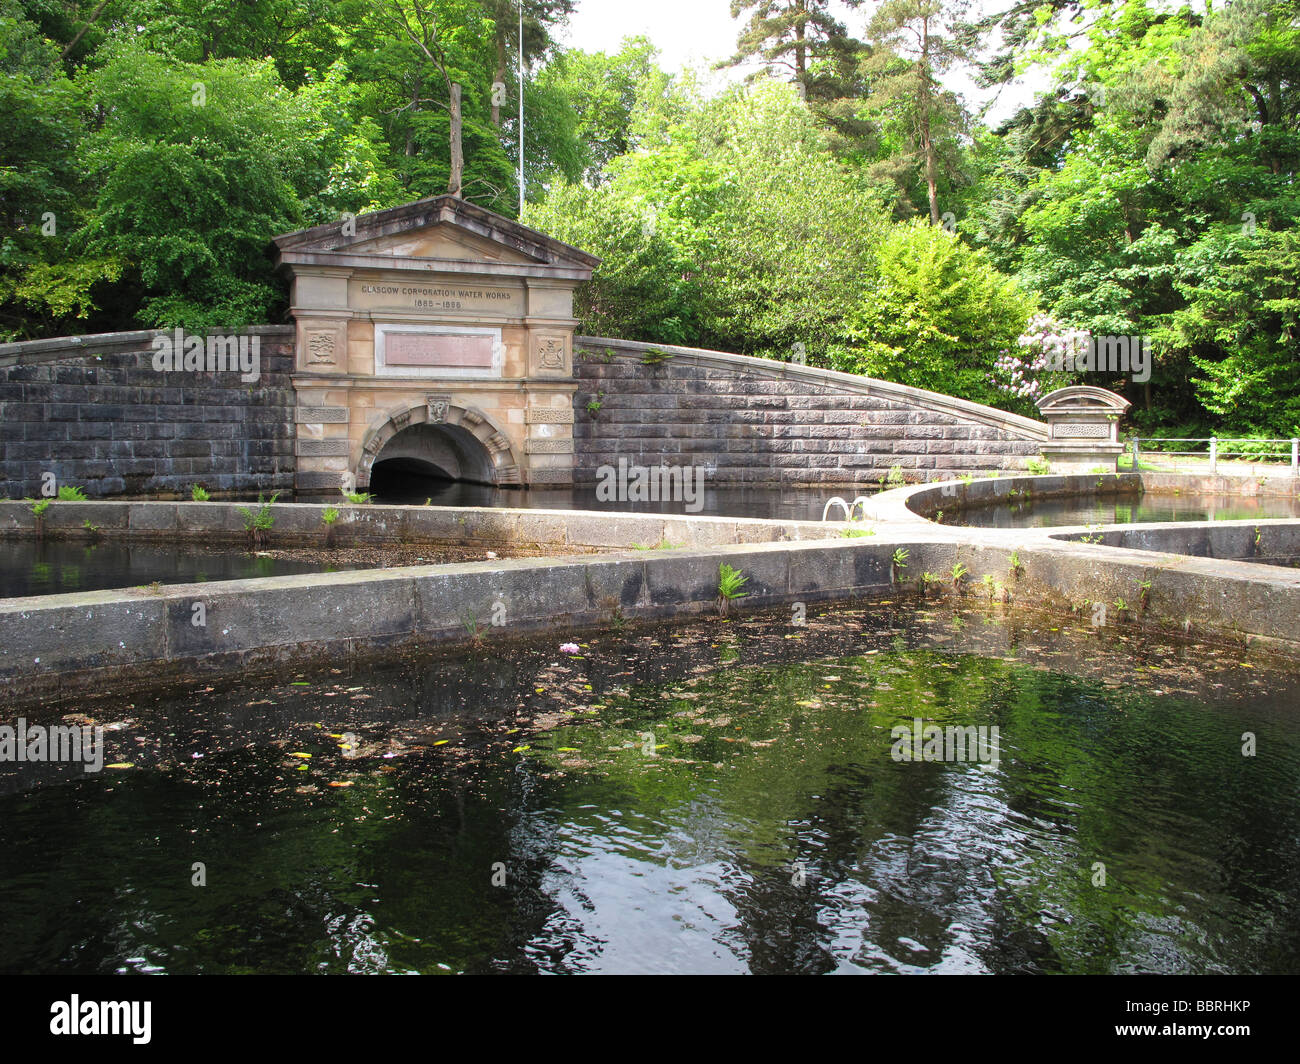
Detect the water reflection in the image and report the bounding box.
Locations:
[958,492,1300,528]
[1,607,1297,974]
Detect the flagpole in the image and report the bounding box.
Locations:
[518,0,525,215]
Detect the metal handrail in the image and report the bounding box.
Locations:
[1126,436,1300,475]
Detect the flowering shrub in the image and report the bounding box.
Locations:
[994,313,1084,414]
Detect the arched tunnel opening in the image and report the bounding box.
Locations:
[367,423,500,504]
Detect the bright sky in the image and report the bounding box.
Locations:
[558,0,1052,126]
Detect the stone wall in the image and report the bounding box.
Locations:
[0,326,295,499]
[574,337,1048,487]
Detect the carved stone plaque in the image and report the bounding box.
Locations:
[526,406,575,424]
[530,333,570,376]
[307,330,337,365]
[1052,422,1110,439]
[388,332,493,368]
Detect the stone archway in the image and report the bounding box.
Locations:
[355,399,522,490]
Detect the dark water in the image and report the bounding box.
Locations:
[2,605,1296,974]
[957,492,1300,528]
[350,470,849,522]
[0,539,381,599]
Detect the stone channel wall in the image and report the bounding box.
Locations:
[573,337,1049,488]
[0,326,295,499]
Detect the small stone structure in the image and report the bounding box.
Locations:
[273,195,598,492]
[1036,386,1130,474]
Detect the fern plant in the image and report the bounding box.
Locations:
[716,563,749,617]
[237,491,280,549]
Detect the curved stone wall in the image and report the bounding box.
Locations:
[3,328,1054,497]
[0,326,296,499]
[573,337,1048,488]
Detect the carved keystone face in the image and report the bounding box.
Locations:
[426,395,452,423]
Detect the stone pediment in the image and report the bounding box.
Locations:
[1036,385,1131,417]
[273,195,599,279]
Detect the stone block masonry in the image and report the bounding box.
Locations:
[0,327,296,499]
[573,337,1048,488]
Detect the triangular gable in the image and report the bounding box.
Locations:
[273,195,599,274]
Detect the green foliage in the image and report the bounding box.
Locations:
[321,506,340,525]
[56,485,87,501]
[834,220,1036,406]
[4,0,1296,439]
[716,563,749,616]
[1026,456,1051,475]
[890,548,909,582]
[631,538,683,551]
[237,491,280,545]
[0,0,97,339]
[191,485,211,502]
[73,45,400,330]
[527,83,892,359]
[343,492,373,505]
[27,497,51,518]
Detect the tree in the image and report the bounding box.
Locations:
[479,0,574,128]
[528,83,893,359]
[863,0,974,225]
[725,0,864,92]
[0,0,99,338]
[836,219,1036,406]
[533,38,676,186]
[348,0,517,211]
[72,44,397,329]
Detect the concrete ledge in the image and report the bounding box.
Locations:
[5,478,1300,704]
[1139,471,1300,497]
[0,538,905,704]
[871,472,1143,523]
[1051,520,1300,567]
[0,501,832,550]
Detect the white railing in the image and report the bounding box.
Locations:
[1128,437,1300,476]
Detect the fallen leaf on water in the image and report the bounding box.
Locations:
[295,765,309,771]
[329,781,354,788]
[433,739,450,746]
[290,682,310,687]
[512,745,531,753]
[558,747,579,752]
[105,763,134,769]
[291,752,311,759]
